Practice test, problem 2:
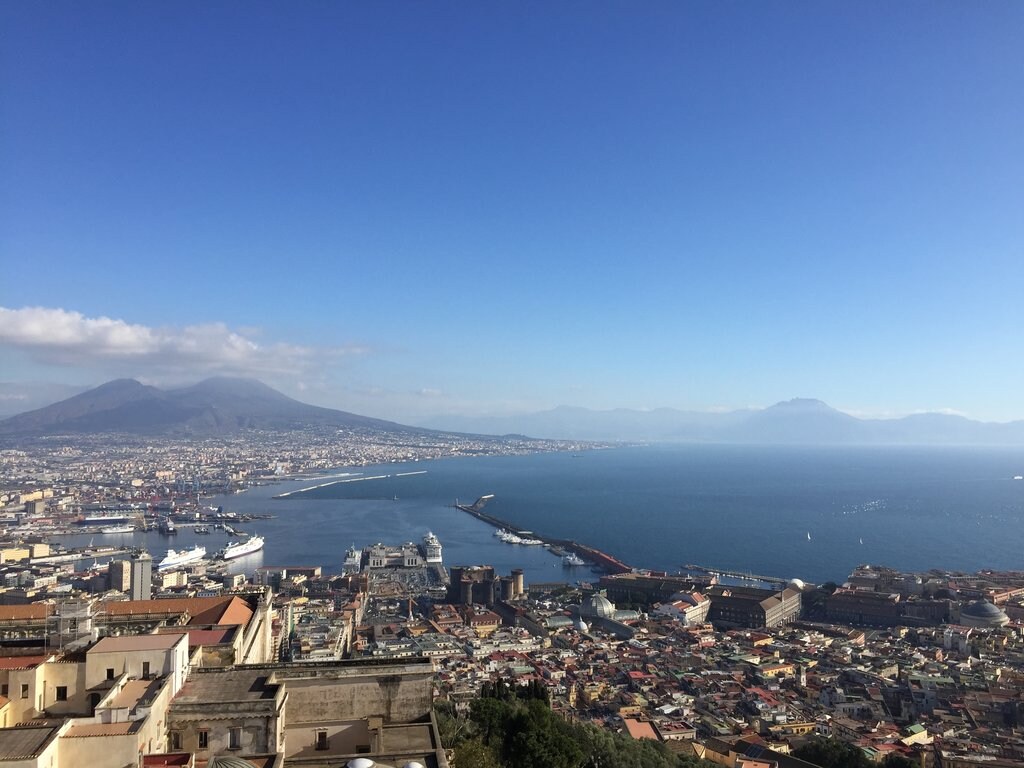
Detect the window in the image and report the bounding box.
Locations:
[229,727,242,750]
[198,730,209,749]
[169,731,181,751]
[0,684,7,696]
[142,661,150,678]
[55,686,67,702]
[106,668,115,680]
[21,684,28,699]
[316,730,329,751]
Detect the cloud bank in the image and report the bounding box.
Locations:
[0,306,364,378]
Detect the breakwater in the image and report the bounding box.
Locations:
[454,495,632,575]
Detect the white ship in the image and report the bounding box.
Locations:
[563,553,586,567]
[158,545,207,571]
[220,535,265,560]
[343,544,362,573]
[422,531,443,564]
[100,524,135,534]
[78,513,131,525]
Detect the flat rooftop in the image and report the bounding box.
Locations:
[173,669,279,705]
[91,632,187,653]
[64,721,142,738]
[107,677,165,710]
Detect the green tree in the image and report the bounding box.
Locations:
[795,737,873,768]
[454,737,502,768]
[881,754,916,768]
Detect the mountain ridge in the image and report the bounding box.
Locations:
[0,376,421,437]
[421,398,1024,445]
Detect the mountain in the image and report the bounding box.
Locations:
[0,377,419,437]
[726,398,865,444]
[0,381,92,418]
[422,398,1024,445]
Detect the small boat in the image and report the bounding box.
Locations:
[1014,475,1023,481]
[194,525,210,534]
[806,532,811,542]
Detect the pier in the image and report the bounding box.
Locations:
[454,495,633,575]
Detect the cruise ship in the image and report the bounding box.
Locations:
[78,513,131,525]
[342,544,362,573]
[158,545,207,571]
[220,534,265,560]
[422,531,443,564]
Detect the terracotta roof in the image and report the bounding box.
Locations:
[0,604,53,621]
[0,655,48,670]
[623,718,659,741]
[91,633,187,653]
[102,595,254,627]
[104,596,226,617]
[190,596,253,627]
[64,721,141,737]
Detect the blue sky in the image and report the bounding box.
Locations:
[2,2,1023,423]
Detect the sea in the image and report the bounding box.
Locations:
[61,444,1024,586]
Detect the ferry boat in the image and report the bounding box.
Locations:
[158,545,207,571]
[563,553,586,567]
[220,535,265,560]
[100,524,135,534]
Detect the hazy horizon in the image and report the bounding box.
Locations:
[3,4,1022,423]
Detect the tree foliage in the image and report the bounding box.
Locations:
[440,683,709,768]
[794,737,873,768]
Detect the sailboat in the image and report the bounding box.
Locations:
[859,537,864,545]
[806,532,811,542]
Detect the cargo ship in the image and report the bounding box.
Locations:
[158,545,207,571]
[220,535,265,560]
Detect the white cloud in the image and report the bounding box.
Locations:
[0,306,366,378]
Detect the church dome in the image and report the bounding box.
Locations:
[960,600,1009,628]
[347,759,377,768]
[573,617,590,632]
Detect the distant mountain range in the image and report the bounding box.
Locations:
[422,398,1024,445]
[0,377,422,437]
[3,380,1023,445]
